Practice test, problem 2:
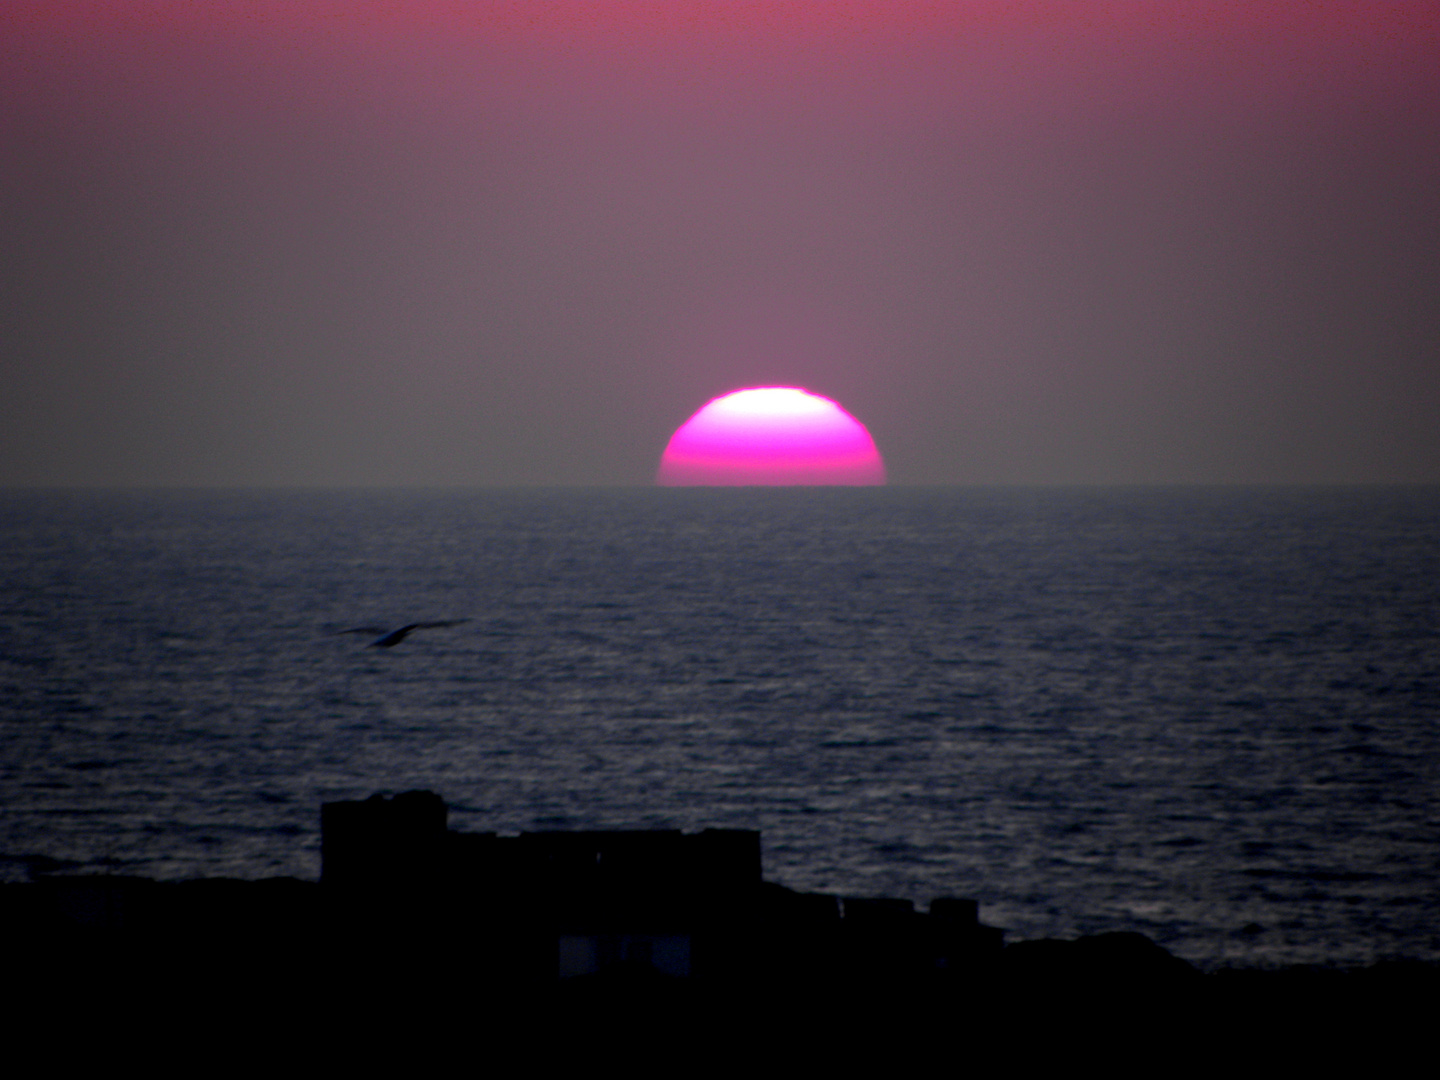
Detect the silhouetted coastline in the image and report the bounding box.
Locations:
[6,790,1435,1046]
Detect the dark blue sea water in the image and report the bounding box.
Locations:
[2,487,1437,969]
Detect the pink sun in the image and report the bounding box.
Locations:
[657,387,886,486]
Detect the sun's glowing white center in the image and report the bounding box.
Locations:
[656,386,886,486]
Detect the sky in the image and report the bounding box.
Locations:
[3,1,1438,486]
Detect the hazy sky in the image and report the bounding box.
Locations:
[3,1,1438,486]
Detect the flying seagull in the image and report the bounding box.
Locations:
[336,620,470,647]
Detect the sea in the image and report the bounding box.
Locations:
[1,486,1436,971]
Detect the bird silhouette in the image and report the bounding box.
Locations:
[335,620,469,647]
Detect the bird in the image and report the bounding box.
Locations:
[335,620,469,647]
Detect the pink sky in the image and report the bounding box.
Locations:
[2,2,1437,485]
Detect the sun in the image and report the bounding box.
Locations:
[657,387,886,486]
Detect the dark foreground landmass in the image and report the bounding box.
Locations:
[4,792,1435,1057]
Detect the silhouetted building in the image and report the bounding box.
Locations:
[318,790,1001,985]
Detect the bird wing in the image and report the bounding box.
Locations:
[368,620,469,647]
[336,620,470,647]
[370,626,414,647]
